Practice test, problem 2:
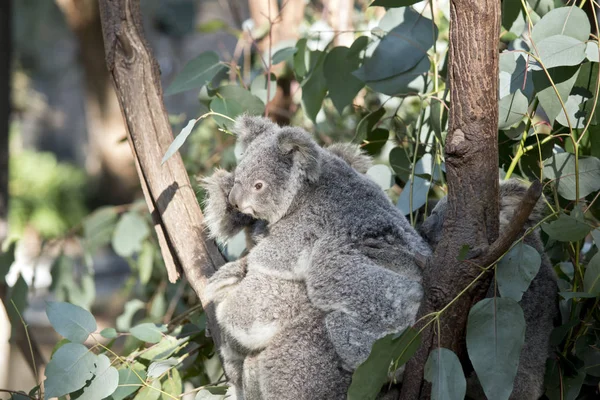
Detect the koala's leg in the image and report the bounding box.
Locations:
[204,259,247,305]
[255,310,351,400]
[220,338,246,400]
[306,240,423,335]
[200,168,257,243]
[242,354,262,400]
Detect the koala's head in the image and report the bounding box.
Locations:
[227,115,322,223]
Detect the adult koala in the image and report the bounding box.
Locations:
[201,116,431,399]
[418,180,558,400]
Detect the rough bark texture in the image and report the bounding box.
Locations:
[57,0,139,205]
[97,0,226,346]
[399,1,502,398]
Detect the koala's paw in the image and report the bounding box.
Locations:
[205,260,247,304]
[199,169,251,243]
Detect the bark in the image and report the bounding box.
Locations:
[399,1,508,398]
[97,0,226,347]
[56,0,138,205]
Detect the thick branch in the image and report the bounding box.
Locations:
[400,0,501,398]
[97,0,226,347]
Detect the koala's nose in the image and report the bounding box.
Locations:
[228,186,240,209]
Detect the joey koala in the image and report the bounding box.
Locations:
[201,116,431,399]
[419,180,558,400]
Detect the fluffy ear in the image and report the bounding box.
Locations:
[326,142,373,174]
[234,114,279,150]
[277,128,322,182]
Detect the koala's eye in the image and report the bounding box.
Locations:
[254,181,265,191]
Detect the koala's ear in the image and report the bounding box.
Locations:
[234,115,279,149]
[277,128,322,182]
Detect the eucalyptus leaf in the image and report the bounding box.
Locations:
[533,35,587,70]
[354,108,386,143]
[541,212,591,242]
[499,53,533,99]
[362,128,389,156]
[78,354,119,400]
[165,52,224,95]
[354,8,437,81]
[250,73,277,104]
[134,379,161,400]
[555,93,590,129]
[424,348,466,400]
[116,299,145,331]
[161,368,182,398]
[301,50,328,122]
[195,389,226,400]
[161,119,199,165]
[543,153,600,200]
[148,358,178,378]
[324,47,364,114]
[532,65,579,124]
[499,90,528,130]
[362,56,431,96]
[83,207,118,255]
[558,291,597,299]
[138,241,154,285]
[348,327,421,400]
[100,328,118,339]
[112,212,151,258]
[366,165,393,191]
[389,147,412,181]
[44,343,97,399]
[466,298,526,400]
[586,41,600,62]
[272,47,297,64]
[497,243,542,302]
[140,336,188,361]
[369,0,421,7]
[6,275,28,338]
[583,253,600,295]
[397,177,430,215]
[46,301,97,343]
[211,86,265,128]
[130,323,168,344]
[111,364,147,400]
[531,6,590,44]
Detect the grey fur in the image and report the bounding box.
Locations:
[418,179,558,400]
[202,116,430,399]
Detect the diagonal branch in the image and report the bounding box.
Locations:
[97,0,226,347]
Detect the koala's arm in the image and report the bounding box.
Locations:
[199,169,257,243]
[304,239,423,368]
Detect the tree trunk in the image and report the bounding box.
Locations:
[97,0,226,347]
[56,0,138,205]
[400,1,503,398]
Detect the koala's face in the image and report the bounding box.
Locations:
[228,142,294,222]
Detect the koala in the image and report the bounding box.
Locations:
[418,179,558,400]
[202,116,431,399]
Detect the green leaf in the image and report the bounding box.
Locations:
[0,240,16,281]
[138,241,154,285]
[541,212,591,242]
[543,153,600,200]
[466,298,526,400]
[497,243,542,302]
[389,147,412,181]
[584,253,600,295]
[324,47,364,114]
[83,207,118,255]
[100,328,118,339]
[348,327,421,400]
[140,336,188,361]
[354,108,386,143]
[165,52,224,95]
[558,291,597,299]
[498,90,528,129]
[369,0,421,7]
[592,228,600,247]
[111,364,147,400]
[574,62,599,125]
[348,36,369,59]
[293,39,308,79]
[555,93,590,129]
[546,369,585,400]
[161,119,199,164]
[211,86,265,128]
[586,41,599,62]
[134,379,161,400]
[362,56,431,96]
[533,65,579,124]
[531,6,590,44]
[397,177,430,215]
[116,299,145,331]
[112,212,151,258]
[499,53,533,99]
[503,0,526,36]
[46,301,97,343]
[44,343,97,398]
[250,73,277,104]
[534,35,587,69]
[354,8,437,81]
[526,0,555,17]
[363,128,389,156]
[130,323,167,344]
[197,20,228,34]
[195,389,226,400]
[424,348,466,400]
[78,354,119,400]
[301,50,328,122]
[366,164,393,191]
[161,368,182,399]
[148,358,178,378]
[272,47,297,65]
